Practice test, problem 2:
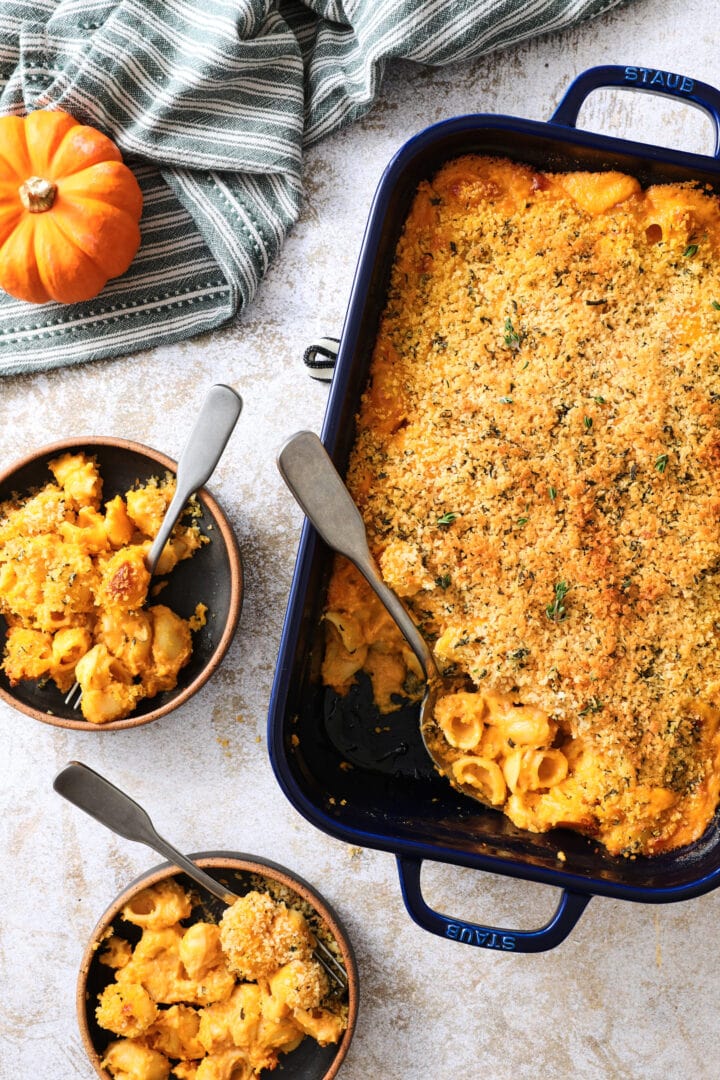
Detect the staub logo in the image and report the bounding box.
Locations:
[445,924,516,950]
[624,66,694,94]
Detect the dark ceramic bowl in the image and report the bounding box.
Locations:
[0,437,242,730]
[77,851,358,1080]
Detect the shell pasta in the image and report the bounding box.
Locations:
[431,688,568,807]
[0,452,206,723]
[95,880,347,1080]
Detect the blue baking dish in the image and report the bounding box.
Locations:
[269,66,720,952]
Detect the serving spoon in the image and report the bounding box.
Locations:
[276,430,483,805]
[65,383,243,709]
[53,760,348,990]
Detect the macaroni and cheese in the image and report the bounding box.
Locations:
[95,879,347,1080]
[0,452,206,723]
[323,154,720,857]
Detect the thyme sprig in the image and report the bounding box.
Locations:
[503,316,525,351]
[436,511,458,527]
[546,581,569,623]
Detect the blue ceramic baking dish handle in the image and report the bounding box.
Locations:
[397,856,591,952]
[551,64,720,158]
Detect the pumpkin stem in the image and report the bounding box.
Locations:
[19,176,58,213]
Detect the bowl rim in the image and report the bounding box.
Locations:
[0,436,242,731]
[76,850,359,1080]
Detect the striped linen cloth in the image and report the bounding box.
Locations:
[0,0,627,376]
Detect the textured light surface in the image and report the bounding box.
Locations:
[3,2,720,1077]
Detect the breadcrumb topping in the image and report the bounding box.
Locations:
[219,890,316,982]
[329,154,720,855]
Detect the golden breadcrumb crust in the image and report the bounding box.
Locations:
[324,154,720,856]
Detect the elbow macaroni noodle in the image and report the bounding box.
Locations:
[0,453,206,724]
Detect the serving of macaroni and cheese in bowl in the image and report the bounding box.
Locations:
[0,438,242,729]
[78,853,357,1080]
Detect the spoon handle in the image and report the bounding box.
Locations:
[53,762,238,905]
[146,384,243,574]
[277,430,436,678]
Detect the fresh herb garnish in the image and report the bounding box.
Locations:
[655,454,669,474]
[684,243,699,258]
[584,416,593,431]
[549,486,557,501]
[503,316,523,350]
[517,516,529,526]
[436,511,458,527]
[508,647,530,664]
[435,574,451,589]
[712,300,720,310]
[579,696,604,716]
[546,581,569,623]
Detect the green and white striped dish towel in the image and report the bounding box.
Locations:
[0,0,627,376]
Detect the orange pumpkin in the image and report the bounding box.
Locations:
[0,109,142,304]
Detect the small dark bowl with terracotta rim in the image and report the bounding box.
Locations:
[0,437,242,730]
[78,851,359,1080]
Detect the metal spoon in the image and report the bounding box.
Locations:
[53,760,347,990]
[65,383,243,708]
[276,430,482,805]
[144,383,243,575]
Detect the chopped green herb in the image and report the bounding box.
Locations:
[593,395,605,404]
[684,243,699,258]
[712,300,720,310]
[498,395,513,404]
[584,416,593,430]
[503,316,523,350]
[546,581,569,623]
[508,647,530,664]
[549,486,557,501]
[517,516,529,527]
[436,511,458,527]
[579,696,604,716]
[435,574,451,589]
[655,453,669,474]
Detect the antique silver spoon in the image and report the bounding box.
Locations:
[65,383,242,709]
[53,760,347,989]
[277,430,482,804]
